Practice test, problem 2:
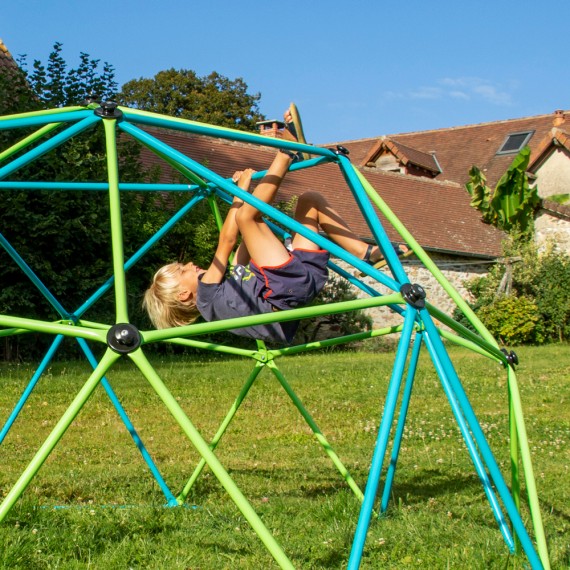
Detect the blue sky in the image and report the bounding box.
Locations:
[2,0,568,144]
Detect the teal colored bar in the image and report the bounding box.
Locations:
[348,308,417,569]
[421,315,542,568]
[0,182,203,191]
[0,107,89,130]
[380,332,423,512]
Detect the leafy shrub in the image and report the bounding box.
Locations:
[458,237,570,345]
[477,295,540,345]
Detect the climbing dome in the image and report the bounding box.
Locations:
[0,102,550,569]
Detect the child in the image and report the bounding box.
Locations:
[143,109,389,343]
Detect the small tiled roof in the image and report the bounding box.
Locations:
[140,128,504,258]
[529,127,570,172]
[362,138,441,174]
[333,111,570,188]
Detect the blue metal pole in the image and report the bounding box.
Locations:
[76,338,178,506]
[0,109,91,131]
[0,232,69,319]
[0,336,64,445]
[380,331,424,512]
[72,192,206,318]
[422,325,514,550]
[347,307,416,570]
[420,310,543,569]
[337,156,410,286]
[0,115,100,180]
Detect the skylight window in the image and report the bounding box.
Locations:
[497,131,534,155]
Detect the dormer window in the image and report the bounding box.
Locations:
[497,131,534,155]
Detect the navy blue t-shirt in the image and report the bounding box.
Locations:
[196,263,299,344]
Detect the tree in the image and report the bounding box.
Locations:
[0,44,149,360]
[22,42,118,107]
[119,68,264,130]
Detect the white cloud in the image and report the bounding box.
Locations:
[384,77,513,106]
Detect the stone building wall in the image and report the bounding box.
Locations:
[334,253,493,330]
[535,208,570,254]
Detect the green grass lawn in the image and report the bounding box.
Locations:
[0,344,568,569]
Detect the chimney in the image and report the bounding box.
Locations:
[256,119,286,138]
[553,110,565,127]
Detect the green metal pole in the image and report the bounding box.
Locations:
[102,118,129,324]
[0,122,62,164]
[0,349,120,522]
[355,168,498,347]
[509,385,521,556]
[507,367,550,569]
[178,361,265,502]
[267,360,364,502]
[129,349,295,570]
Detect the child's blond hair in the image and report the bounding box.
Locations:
[143,262,201,329]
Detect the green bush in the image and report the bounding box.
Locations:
[477,295,540,345]
[458,237,570,345]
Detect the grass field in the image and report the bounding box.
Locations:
[0,344,568,569]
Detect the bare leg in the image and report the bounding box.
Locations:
[291,191,383,262]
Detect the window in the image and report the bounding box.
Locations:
[496,131,534,154]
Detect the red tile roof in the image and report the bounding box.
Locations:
[140,128,504,258]
[336,111,569,188]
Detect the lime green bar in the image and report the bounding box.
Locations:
[0,349,120,522]
[509,387,521,556]
[0,105,86,123]
[121,105,277,142]
[355,169,498,348]
[427,303,505,362]
[166,337,258,358]
[268,360,364,502]
[507,367,550,569]
[438,327,503,362]
[102,119,129,324]
[178,362,265,502]
[133,135,206,188]
[142,292,404,344]
[271,324,405,357]
[0,314,105,343]
[129,349,295,570]
[0,122,62,164]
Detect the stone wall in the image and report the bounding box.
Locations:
[334,253,493,330]
[535,208,570,254]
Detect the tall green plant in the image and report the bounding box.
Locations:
[466,146,541,233]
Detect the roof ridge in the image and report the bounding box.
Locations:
[0,38,13,57]
[325,111,570,145]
